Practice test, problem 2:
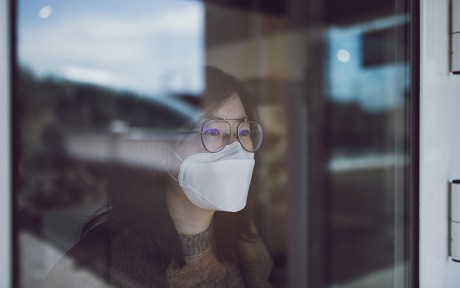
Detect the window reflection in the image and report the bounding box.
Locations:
[18,1,207,287]
[15,0,415,288]
[18,0,204,95]
[324,14,411,288]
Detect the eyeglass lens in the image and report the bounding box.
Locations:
[201,119,263,152]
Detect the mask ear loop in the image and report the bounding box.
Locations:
[166,147,183,182]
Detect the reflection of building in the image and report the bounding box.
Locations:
[204,1,411,287]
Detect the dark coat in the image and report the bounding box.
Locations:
[40,229,273,288]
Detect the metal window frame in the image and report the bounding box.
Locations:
[0,0,11,287]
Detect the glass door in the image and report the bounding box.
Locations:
[13,0,418,287]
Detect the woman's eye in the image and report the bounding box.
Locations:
[239,129,250,137]
[203,128,220,136]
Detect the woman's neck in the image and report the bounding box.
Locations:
[167,185,215,235]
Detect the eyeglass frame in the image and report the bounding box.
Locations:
[175,118,264,153]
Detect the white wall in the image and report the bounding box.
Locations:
[0,0,11,287]
[420,0,460,287]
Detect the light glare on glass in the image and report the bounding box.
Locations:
[336,49,351,63]
[38,6,53,19]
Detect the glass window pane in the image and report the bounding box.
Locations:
[14,0,416,287]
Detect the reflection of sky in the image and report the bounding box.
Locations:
[18,0,205,97]
[327,16,409,111]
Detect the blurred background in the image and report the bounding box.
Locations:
[14,0,416,287]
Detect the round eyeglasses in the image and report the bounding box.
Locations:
[177,118,264,153]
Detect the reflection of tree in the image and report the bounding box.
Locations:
[16,67,189,211]
[17,67,190,130]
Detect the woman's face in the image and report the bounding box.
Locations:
[177,94,248,159]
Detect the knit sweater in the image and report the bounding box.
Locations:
[167,229,244,287]
[40,227,273,288]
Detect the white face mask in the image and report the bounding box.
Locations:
[172,142,255,212]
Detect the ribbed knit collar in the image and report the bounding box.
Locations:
[179,227,212,256]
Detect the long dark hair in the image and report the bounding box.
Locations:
[81,66,260,270]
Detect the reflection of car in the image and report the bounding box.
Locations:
[63,96,199,171]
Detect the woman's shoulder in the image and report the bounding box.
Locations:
[39,229,112,288]
[237,236,274,288]
[40,227,169,288]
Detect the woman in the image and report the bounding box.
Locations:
[41,66,273,287]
